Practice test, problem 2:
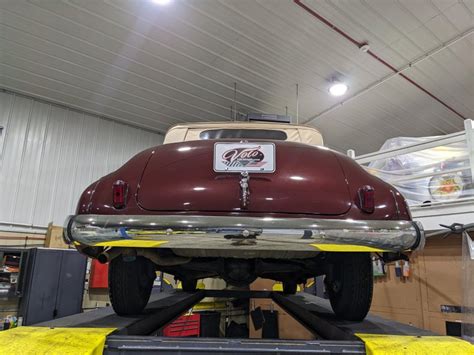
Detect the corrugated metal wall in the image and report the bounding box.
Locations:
[0,90,163,229]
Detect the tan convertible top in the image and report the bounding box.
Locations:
[163,122,324,146]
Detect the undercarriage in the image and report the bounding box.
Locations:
[157,254,331,287]
[103,249,374,321]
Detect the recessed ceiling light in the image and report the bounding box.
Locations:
[151,0,172,5]
[329,82,348,97]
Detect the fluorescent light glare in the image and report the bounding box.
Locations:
[151,0,172,5]
[329,82,348,96]
[290,176,304,181]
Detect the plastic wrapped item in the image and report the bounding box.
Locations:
[367,136,473,206]
[462,230,474,343]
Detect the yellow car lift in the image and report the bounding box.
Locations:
[1,289,472,355]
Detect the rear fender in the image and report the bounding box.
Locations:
[76,147,155,214]
[334,152,408,220]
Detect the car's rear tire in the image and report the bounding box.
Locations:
[109,255,156,316]
[181,279,197,292]
[326,252,373,321]
[282,281,297,294]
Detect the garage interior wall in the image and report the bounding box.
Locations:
[0,90,163,230]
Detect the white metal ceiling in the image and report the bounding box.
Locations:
[0,0,472,153]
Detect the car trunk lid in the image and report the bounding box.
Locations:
[137,140,352,215]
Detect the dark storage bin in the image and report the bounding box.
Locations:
[262,310,279,339]
[226,320,248,338]
[199,311,221,337]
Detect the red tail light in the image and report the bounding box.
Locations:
[112,180,128,209]
[358,185,375,213]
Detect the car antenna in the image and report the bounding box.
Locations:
[296,83,299,124]
[233,82,237,121]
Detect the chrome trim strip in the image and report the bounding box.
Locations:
[65,214,424,253]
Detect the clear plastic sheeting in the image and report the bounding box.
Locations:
[462,230,474,343]
[367,136,474,206]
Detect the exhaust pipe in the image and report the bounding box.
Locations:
[97,248,122,264]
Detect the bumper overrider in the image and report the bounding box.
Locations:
[64,214,425,253]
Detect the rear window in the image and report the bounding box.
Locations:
[199,129,287,140]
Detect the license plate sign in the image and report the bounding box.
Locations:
[214,142,275,173]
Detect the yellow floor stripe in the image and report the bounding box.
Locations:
[0,327,116,355]
[94,240,168,248]
[356,333,474,355]
[310,243,385,252]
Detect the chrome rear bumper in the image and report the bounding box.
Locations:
[64,214,424,254]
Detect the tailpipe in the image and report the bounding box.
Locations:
[97,248,122,264]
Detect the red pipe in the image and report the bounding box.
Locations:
[294,0,467,121]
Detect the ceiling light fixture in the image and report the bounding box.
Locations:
[328,82,348,97]
[151,0,172,5]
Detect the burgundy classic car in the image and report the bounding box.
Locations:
[64,122,424,320]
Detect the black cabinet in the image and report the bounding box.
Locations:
[19,248,87,325]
